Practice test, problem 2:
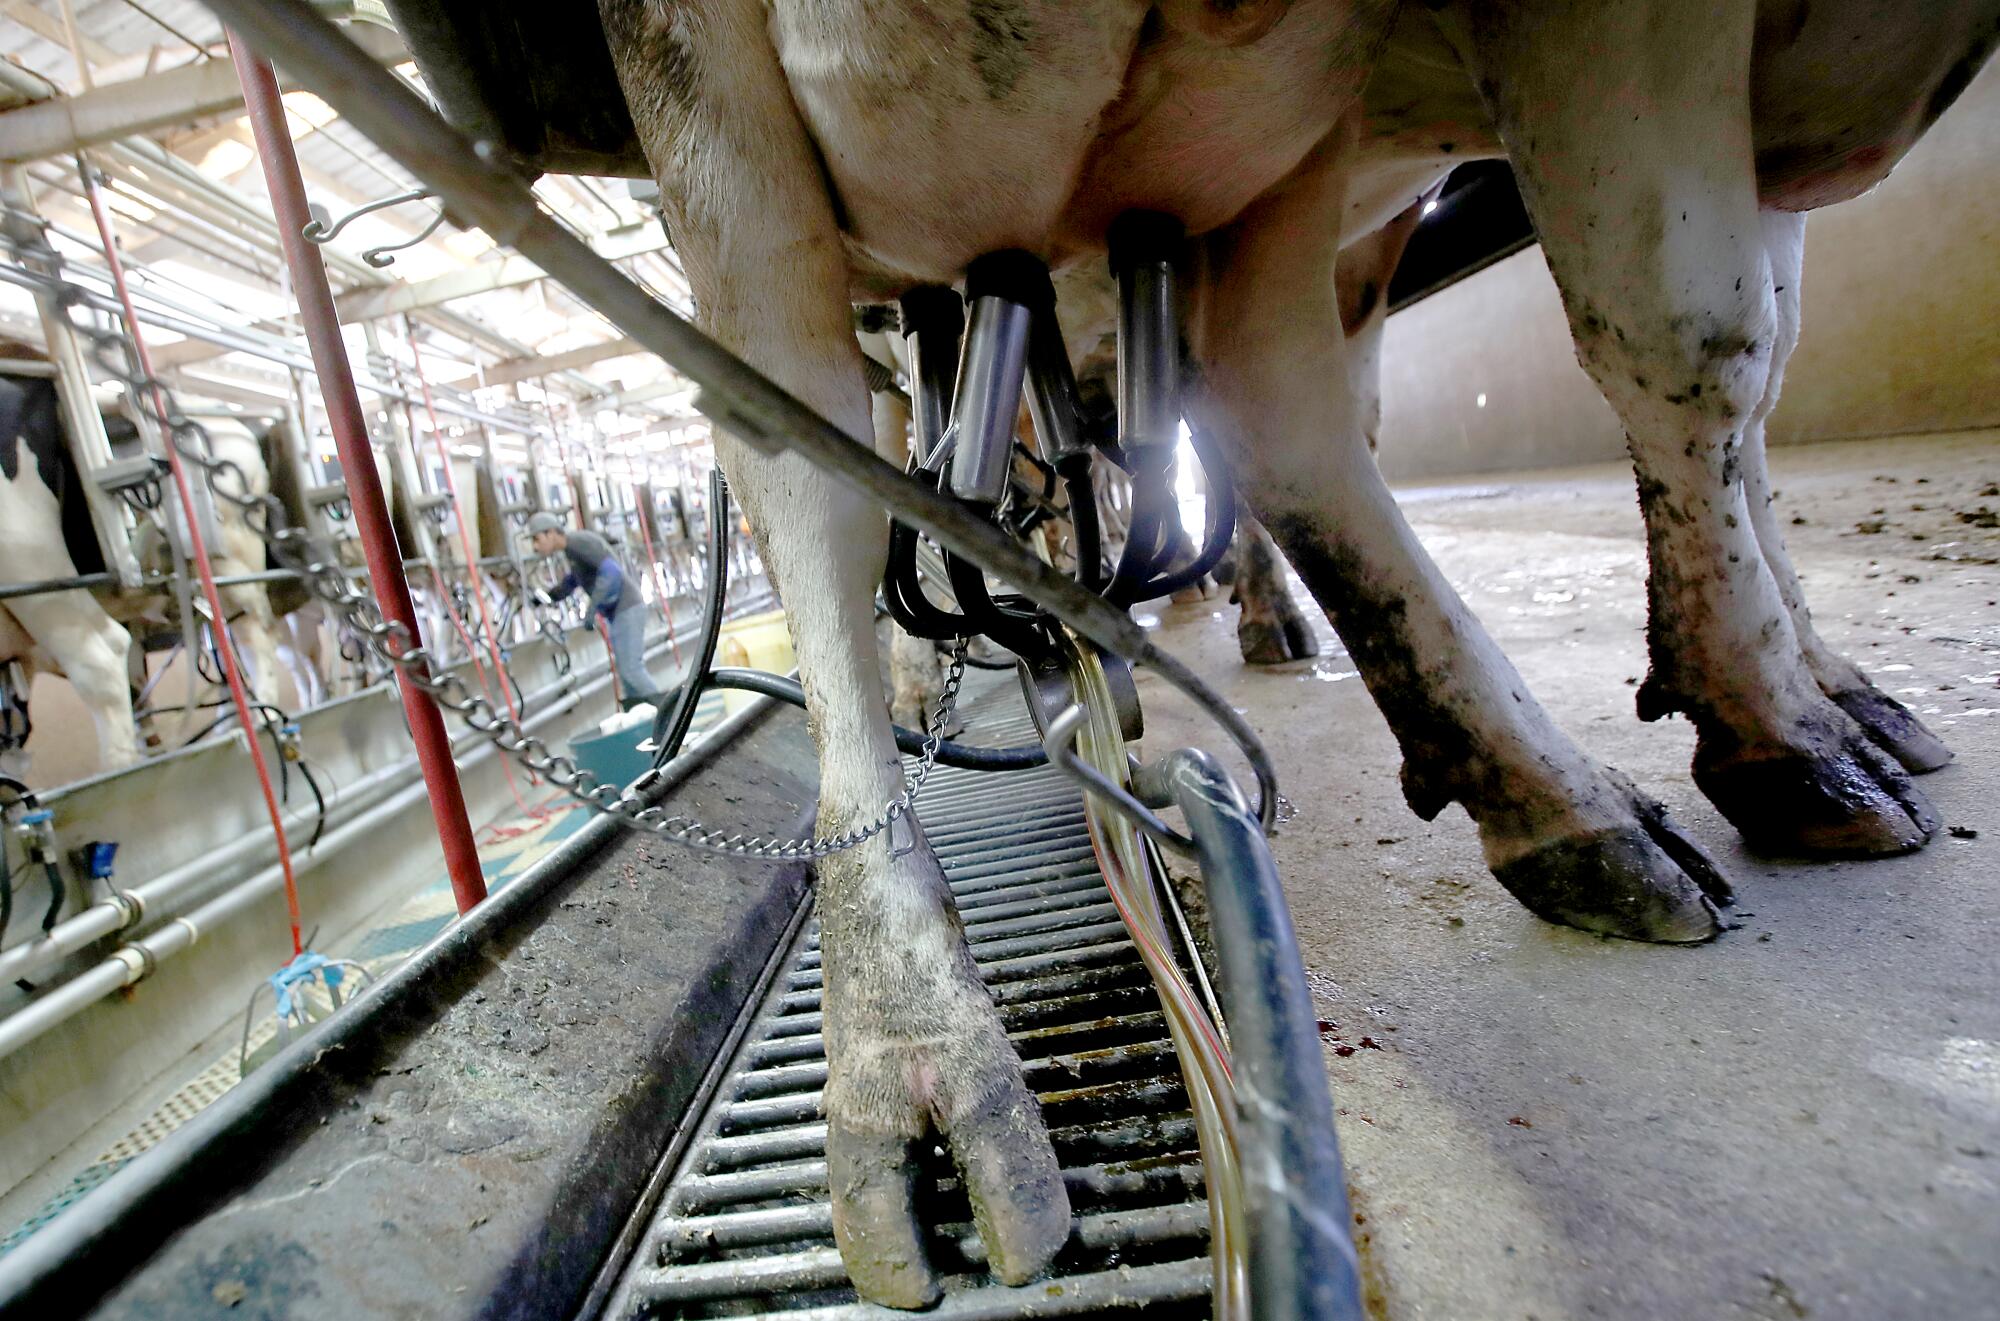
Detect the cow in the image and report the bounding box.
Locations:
[561,0,1999,1301]
[1302,1,1987,859]
[1,355,306,779]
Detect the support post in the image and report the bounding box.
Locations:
[228,33,485,914]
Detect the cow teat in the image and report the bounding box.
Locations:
[1156,0,1292,47]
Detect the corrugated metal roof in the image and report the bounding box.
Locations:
[1,0,705,460]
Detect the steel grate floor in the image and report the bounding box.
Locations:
[598,678,1213,1319]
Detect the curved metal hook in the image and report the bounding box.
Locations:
[301,186,434,245]
[361,206,448,267]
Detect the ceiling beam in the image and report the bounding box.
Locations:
[332,222,673,321]
[2,1,119,70]
[0,23,406,164]
[149,224,674,369]
[470,336,646,389]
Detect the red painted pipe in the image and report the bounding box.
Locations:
[228,33,486,914]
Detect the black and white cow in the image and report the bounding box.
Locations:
[475,0,1991,1302]
[0,362,301,777]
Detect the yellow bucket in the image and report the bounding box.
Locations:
[713,608,794,716]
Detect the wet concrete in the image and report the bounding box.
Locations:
[1136,431,2000,1321]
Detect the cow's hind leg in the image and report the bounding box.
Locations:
[1230,510,1320,663]
[1189,132,1729,944]
[1740,214,1951,773]
[1439,0,1937,856]
[600,1,1066,1305]
[6,592,139,769]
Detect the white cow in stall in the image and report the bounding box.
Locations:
[569,0,1995,1302]
[0,355,300,779]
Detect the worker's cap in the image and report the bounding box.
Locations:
[524,511,565,536]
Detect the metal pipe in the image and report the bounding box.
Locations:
[0,683,588,1062]
[0,596,762,990]
[190,0,1280,827]
[1140,747,1363,1321]
[0,689,781,1318]
[229,32,484,914]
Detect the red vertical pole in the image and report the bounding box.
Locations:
[229,33,486,914]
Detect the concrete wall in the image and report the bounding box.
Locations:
[1375,56,2000,485]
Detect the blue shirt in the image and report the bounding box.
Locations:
[549,528,627,619]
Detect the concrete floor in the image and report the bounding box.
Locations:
[1137,430,2000,1321]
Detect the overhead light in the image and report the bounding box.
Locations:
[281,91,340,130]
[1422,198,1439,216]
[444,228,495,260]
[197,138,255,179]
[104,190,156,223]
[1475,392,1487,408]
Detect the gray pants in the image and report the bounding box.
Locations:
[604,603,666,708]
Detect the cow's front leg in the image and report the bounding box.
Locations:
[1229,510,1320,663]
[600,2,1066,1305]
[1440,0,1937,856]
[1189,132,1729,944]
[1738,214,1951,774]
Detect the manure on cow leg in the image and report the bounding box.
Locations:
[1491,784,1730,945]
[1828,684,1954,774]
[1692,715,1941,857]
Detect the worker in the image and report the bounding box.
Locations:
[525,511,666,710]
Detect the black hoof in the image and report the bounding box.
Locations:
[1492,800,1730,945]
[1831,686,1953,774]
[1238,614,1320,665]
[1694,730,1940,857]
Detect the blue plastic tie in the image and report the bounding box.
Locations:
[269,949,344,1020]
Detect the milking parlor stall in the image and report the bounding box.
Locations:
[0,2,1994,1318]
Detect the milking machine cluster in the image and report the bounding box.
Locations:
[882,213,1235,695]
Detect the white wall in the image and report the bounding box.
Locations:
[1375,56,2000,484]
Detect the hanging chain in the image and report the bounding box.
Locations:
[26,252,964,861]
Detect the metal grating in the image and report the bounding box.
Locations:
[599,681,1213,1319]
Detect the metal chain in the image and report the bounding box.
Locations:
[27,251,965,860]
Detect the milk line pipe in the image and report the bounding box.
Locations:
[0,677,599,1064]
[0,630,791,1065]
[1138,746,1363,1321]
[0,607,713,998]
[0,252,545,438]
[229,31,485,914]
[202,0,1280,828]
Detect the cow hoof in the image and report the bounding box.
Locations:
[826,1126,941,1309]
[1830,685,1953,774]
[1171,575,1218,605]
[1491,794,1731,944]
[946,1081,1072,1285]
[1238,615,1320,665]
[1693,722,1940,856]
[825,1064,1068,1306]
